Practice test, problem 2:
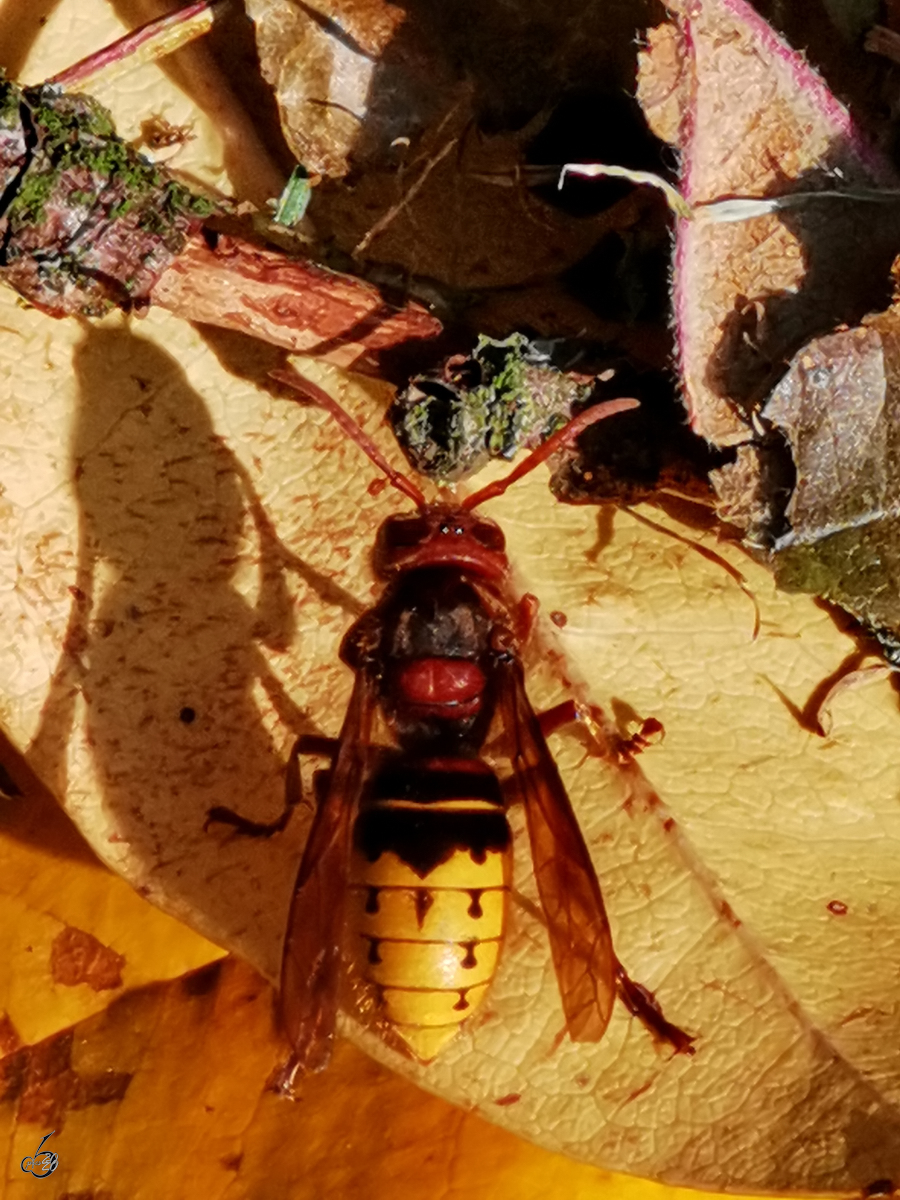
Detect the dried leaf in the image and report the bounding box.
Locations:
[246,0,419,178]
[4,2,900,1195]
[6,268,900,1188]
[637,0,900,447]
[758,304,900,651]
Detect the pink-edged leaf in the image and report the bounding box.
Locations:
[638,0,900,447]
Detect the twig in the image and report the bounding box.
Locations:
[46,0,225,92]
[353,136,459,257]
[151,232,441,367]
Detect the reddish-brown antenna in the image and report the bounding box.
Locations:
[272,367,428,509]
[274,366,639,513]
[461,397,639,510]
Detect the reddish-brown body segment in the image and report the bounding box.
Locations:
[397,658,487,716]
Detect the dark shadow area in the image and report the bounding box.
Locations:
[762,648,870,736]
[584,505,618,564]
[0,726,99,866]
[551,360,730,511]
[22,324,343,947]
[0,0,63,79]
[527,88,671,220]
[190,320,288,392]
[837,1101,900,1194]
[369,0,668,147]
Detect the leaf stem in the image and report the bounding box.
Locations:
[45,0,224,92]
[559,161,900,223]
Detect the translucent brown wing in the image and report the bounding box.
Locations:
[497,657,617,1041]
[280,669,377,1072]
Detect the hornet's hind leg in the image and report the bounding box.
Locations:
[204,734,339,837]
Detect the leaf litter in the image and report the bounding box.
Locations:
[2,0,900,1195]
[637,0,900,660]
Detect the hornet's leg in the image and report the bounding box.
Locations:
[204,734,340,837]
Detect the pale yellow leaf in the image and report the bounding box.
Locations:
[0,1,898,1195]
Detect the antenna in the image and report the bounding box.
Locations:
[274,366,639,513]
[461,397,640,510]
[271,367,428,509]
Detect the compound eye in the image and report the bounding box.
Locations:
[383,515,429,548]
[471,521,505,552]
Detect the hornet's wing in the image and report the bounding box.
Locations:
[497,657,617,1041]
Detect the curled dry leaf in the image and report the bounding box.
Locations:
[637,0,900,448]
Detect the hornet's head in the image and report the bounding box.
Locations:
[373,506,507,583]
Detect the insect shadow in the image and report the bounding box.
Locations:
[0,0,65,81]
[26,324,348,973]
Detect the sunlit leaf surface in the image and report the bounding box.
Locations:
[0,0,898,1196]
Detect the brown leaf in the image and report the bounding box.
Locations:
[246,0,418,178]
[759,302,900,650]
[637,0,900,447]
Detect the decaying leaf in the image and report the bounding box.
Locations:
[248,0,670,310]
[637,0,900,447]
[4,1,900,1196]
[755,297,900,656]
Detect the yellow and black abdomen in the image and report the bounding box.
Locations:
[347,759,511,1061]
